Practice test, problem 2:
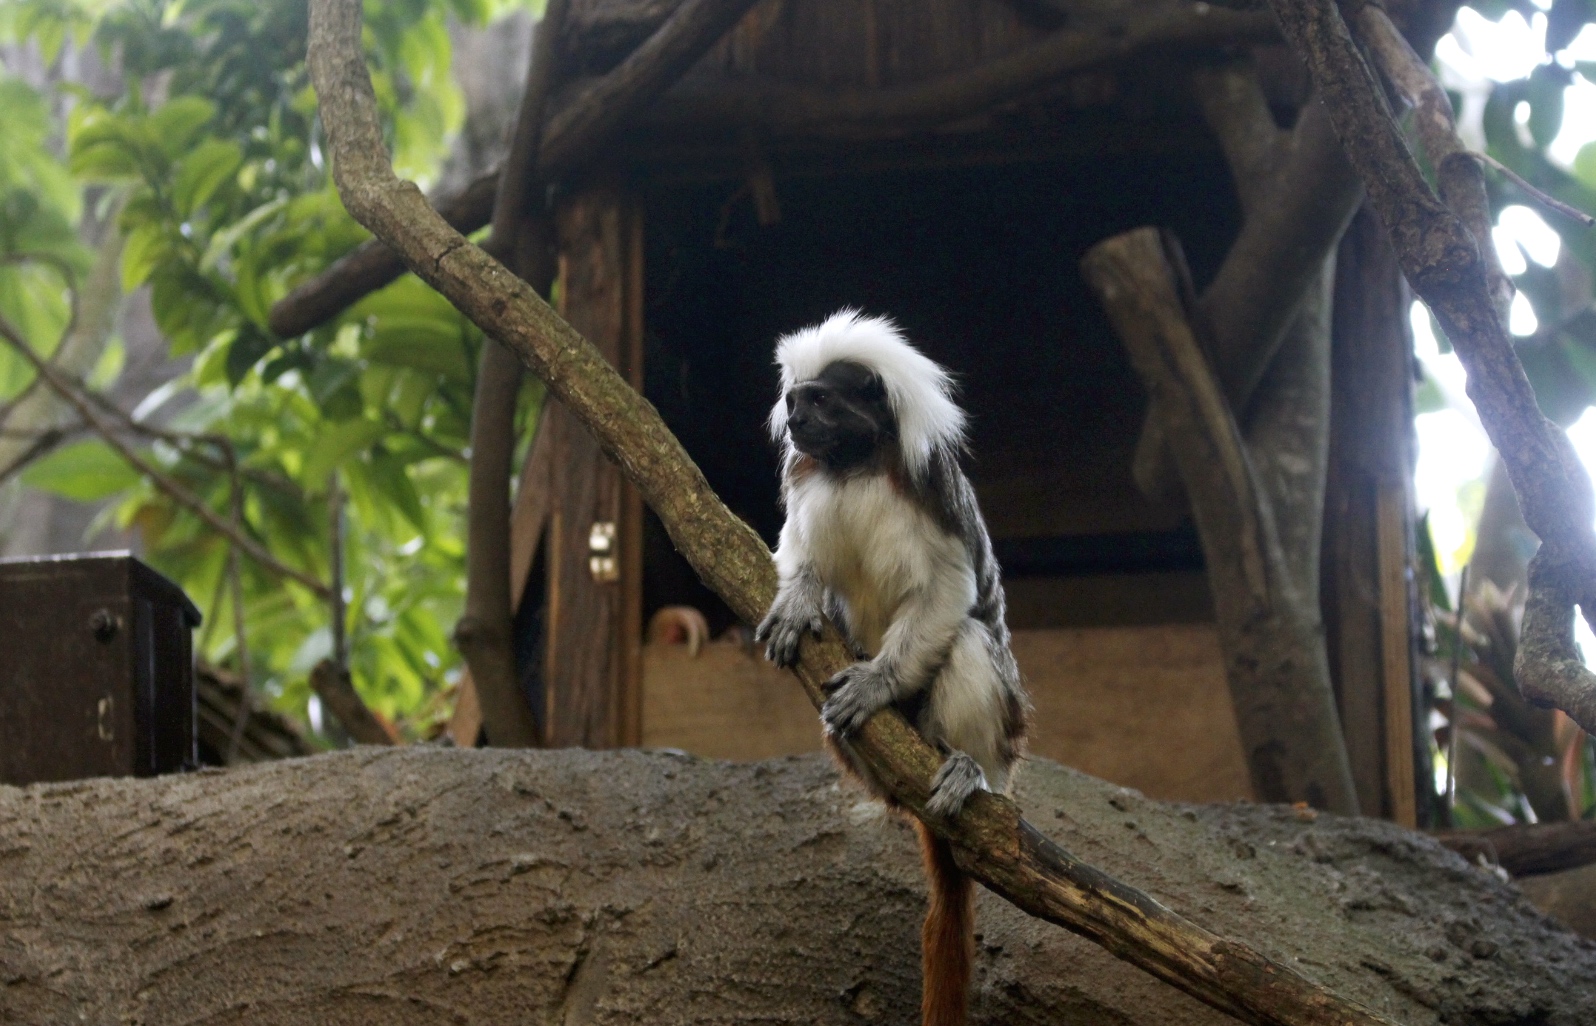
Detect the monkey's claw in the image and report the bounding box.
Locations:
[926,752,986,818]
[755,596,823,668]
[820,662,892,737]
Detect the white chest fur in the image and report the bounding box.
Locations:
[785,471,970,652]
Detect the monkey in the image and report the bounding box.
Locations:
[753,309,1027,1026]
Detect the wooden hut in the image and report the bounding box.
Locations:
[461,0,1422,820]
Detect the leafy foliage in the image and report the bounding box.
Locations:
[0,0,540,737]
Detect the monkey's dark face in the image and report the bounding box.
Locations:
[784,360,896,471]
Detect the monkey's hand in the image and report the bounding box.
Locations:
[755,578,825,668]
[820,661,893,737]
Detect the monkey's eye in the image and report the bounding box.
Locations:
[812,391,827,406]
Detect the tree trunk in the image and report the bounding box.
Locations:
[2,749,1593,1026]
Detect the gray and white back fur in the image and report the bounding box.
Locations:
[756,310,1026,816]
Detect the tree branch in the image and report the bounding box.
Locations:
[1265,0,1596,735]
[1435,819,1596,877]
[458,0,572,750]
[637,7,1279,138]
[1084,227,1358,815]
[1132,88,1363,501]
[268,0,763,339]
[0,313,331,600]
[306,1,1396,1021]
[309,657,395,745]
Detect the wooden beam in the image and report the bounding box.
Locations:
[544,185,643,748]
[1322,205,1422,824]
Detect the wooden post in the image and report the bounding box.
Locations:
[1322,205,1424,825]
[545,186,645,748]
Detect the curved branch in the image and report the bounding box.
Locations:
[0,313,331,600]
[459,0,573,750]
[306,2,1396,1022]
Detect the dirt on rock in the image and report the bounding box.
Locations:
[1,747,1592,1025]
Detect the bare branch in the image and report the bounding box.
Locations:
[1467,150,1596,228]
[306,1,1398,1021]
[457,0,572,750]
[1435,818,1596,877]
[0,313,332,600]
[309,657,394,745]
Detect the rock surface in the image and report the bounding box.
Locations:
[2,748,1593,1025]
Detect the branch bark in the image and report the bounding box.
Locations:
[1435,819,1596,877]
[1083,228,1358,816]
[0,312,331,600]
[1265,0,1596,735]
[306,2,1395,1022]
[1132,83,1363,502]
[457,0,571,750]
[268,0,762,339]
[309,657,395,745]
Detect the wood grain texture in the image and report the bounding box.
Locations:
[545,188,643,748]
[1322,205,1420,821]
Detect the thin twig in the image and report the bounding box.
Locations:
[1467,151,1596,228]
[329,472,348,671]
[223,439,253,763]
[1447,563,1471,817]
[0,311,332,599]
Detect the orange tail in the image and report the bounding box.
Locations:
[915,819,973,1026]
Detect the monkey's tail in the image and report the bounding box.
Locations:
[915,818,973,1026]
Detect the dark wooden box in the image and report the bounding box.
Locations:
[0,553,202,786]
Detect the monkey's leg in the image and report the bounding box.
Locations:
[922,621,1010,818]
[927,751,987,818]
[822,575,970,735]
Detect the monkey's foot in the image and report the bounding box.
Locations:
[755,592,825,668]
[820,662,893,736]
[926,752,987,818]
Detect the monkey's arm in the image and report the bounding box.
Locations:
[755,522,827,668]
[821,563,973,735]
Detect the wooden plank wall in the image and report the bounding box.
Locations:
[546,187,646,748]
[1322,205,1422,825]
[643,624,1252,804]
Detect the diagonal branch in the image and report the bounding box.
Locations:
[1266,0,1596,735]
[0,313,331,600]
[307,0,1399,1021]
[269,0,762,339]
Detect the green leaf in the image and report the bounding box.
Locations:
[120,220,170,291]
[1528,66,1570,151]
[302,417,385,485]
[149,96,216,159]
[21,439,141,502]
[173,138,242,218]
[225,329,276,386]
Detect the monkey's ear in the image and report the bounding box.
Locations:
[860,372,887,401]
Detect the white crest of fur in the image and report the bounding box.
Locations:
[769,309,965,481]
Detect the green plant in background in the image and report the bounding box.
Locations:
[0,0,541,740]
